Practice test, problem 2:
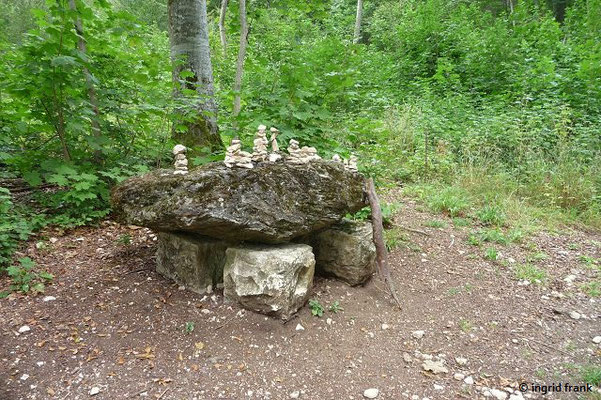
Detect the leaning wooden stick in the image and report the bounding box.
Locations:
[365,178,402,310]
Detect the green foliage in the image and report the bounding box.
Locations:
[476,204,506,227]
[347,203,400,227]
[384,228,404,251]
[514,263,547,283]
[484,247,498,261]
[580,365,601,386]
[580,281,600,297]
[426,187,471,217]
[5,257,53,294]
[424,220,447,228]
[116,234,132,246]
[0,188,46,266]
[184,321,195,334]
[308,299,324,317]
[579,255,600,270]
[328,300,343,313]
[452,217,472,227]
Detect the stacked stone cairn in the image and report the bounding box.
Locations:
[268,127,282,162]
[224,138,254,168]
[251,125,269,162]
[172,144,189,175]
[111,124,372,320]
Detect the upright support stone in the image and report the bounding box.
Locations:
[306,220,376,286]
[156,232,228,294]
[223,244,315,320]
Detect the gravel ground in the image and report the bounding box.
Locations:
[1,195,600,400]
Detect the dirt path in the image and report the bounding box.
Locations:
[1,196,600,400]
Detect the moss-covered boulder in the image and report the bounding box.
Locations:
[111,161,366,243]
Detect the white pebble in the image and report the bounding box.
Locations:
[453,373,465,381]
[20,374,29,381]
[363,388,379,399]
[455,356,468,366]
[570,311,581,320]
[464,376,474,385]
[412,330,425,339]
[295,323,305,331]
[289,390,300,399]
[89,387,100,396]
[593,336,601,344]
[18,325,31,334]
[43,296,56,302]
[490,388,508,400]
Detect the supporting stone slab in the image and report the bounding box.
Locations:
[156,232,228,294]
[308,220,376,286]
[223,243,315,320]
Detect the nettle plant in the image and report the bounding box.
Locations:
[3,257,53,297]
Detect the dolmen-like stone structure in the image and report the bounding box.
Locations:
[111,126,376,320]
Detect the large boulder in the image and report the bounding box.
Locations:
[305,220,376,286]
[111,161,366,243]
[223,244,314,320]
[156,232,228,294]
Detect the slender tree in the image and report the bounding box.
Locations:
[219,0,228,56]
[168,0,223,151]
[232,0,248,120]
[68,0,103,164]
[353,0,363,44]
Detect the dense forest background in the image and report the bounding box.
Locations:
[1,0,600,274]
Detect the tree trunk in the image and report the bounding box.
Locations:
[68,0,103,164]
[353,0,363,44]
[219,0,228,56]
[168,0,223,151]
[232,0,248,120]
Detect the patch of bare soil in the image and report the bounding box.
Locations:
[1,196,600,400]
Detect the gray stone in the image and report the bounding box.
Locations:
[111,161,366,243]
[156,232,228,294]
[302,220,376,286]
[422,360,448,374]
[223,244,315,320]
[412,330,426,339]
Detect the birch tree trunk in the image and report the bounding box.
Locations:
[232,0,248,120]
[68,0,103,164]
[353,0,363,44]
[219,0,228,56]
[168,0,223,151]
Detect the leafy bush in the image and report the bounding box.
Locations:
[4,257,53,295]
[0,188,45,266]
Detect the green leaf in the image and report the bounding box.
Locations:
[47,174,69,186]
[51,55,78,67]
[23,171,42,187]
[18,257,35,270]
[39,271,54,280]
[32,282,45,293]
